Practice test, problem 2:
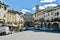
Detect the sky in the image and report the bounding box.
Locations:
[1,0,60,14]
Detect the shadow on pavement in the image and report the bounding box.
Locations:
[33,30,60,34]
[24,29,60,34]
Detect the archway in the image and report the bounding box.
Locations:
[52,23,59,30]
[44,23,48,27]
[48,23,52,29]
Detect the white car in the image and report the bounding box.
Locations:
[34,25,40,30]
[0,26,11,35]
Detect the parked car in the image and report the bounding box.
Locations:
[23,26,29,30]
[0,26,12,35]
[34,25,40,30]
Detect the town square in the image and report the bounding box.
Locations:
[0,0,60,40]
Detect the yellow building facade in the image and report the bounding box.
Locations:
[0,1,24,31]
[33,10,45,25]
[0,2,8,26]
[7,10,16,24]
[7,10,24,31]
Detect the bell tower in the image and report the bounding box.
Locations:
[35,5,39,12]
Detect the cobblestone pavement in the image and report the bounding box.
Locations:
[0,31,60,40]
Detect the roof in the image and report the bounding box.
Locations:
[8,10,22,15]
[0,1,9,7]
[34,5,60,14]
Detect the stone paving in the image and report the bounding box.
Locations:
[0,31,60,40]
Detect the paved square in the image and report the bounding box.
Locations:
[0,31,60,40]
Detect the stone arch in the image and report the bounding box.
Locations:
[48,23,52,29]
[44,23,48,27]
[52,23,59,30]
[40,23,43,28]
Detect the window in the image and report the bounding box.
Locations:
[4,7,7,10]
[45,15,47,17]
[55,9,56,11]
[35,15,36,17]
[57,12,59,15]
[54,18,58,21]
[4,14,6,17]
[51,13,53,15]
[0,5,1,8]
[55,13,56,16]
[55,12,59,16]
[48,14,49,16]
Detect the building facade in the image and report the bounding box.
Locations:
[0,1,24,31]
[44,5,60,30]
[7,10,24,31]
[0,1,8,26]
[33,10,45,25]
[44,6,60,22]
[34,5,60,30]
